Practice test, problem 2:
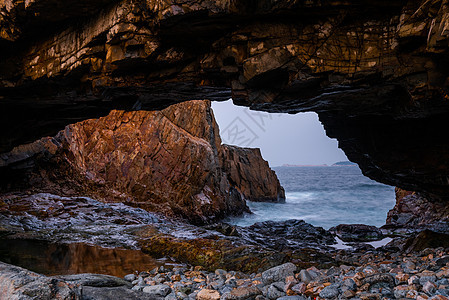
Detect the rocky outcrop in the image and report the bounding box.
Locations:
[0,261,157,300]
[0,192,337,274]
[0,262,81,299]
[222,145,285,202]
[383,188,449,233]
[401,230,449,253]
[0,100,284,224]
[140,220,337,273]
[3,0,449,205]
[329,224,383,242]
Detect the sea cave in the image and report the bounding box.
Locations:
[0,0,449,299]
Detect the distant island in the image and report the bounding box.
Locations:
[331,161,357,166]
[282,164,329,167]
[280,161,357,167]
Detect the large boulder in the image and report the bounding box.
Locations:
[0,262,81,299]
[261,263,297,285]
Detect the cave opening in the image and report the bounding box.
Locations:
[212,100,395,229]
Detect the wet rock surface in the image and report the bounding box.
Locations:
[329,224,383,242]
[241,220,336,250]
[139,219,338,274]
[3,243,449,299]
[0,192,448,298]
[55,273,131,288]
[3,191,449,278]
[0,192,336,274]
[0,193,162,249]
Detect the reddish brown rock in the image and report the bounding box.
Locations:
[222,145,285,202]
[4,0,449,209]
[55,100,244,224]
[0,100,284,224]
[384,188,449,233]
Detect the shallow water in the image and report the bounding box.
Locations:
[0,239,171,277]
[228,166,395,229]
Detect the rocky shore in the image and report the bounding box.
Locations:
[2,242,449,300]
[383,188,449,235]
[0,191,448,299]
[124,247,449,300]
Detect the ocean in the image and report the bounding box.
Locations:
[227,166,396,229]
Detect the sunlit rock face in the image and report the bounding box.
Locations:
[222,145,285,202]
[2,0,449,200]
[0,100,285,224]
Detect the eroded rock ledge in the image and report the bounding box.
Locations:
[2,0,449,202]
[0,100,284,224]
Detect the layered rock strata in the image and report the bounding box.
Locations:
[384,188,449,233]
[2,0,449,204]
[0,100,284,224]
[222,145,285,202]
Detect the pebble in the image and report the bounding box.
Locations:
[297,270,314,284]
[142,284,171,297]
[423,281,438,294]
[291,282,306,294]
[319,283,340,299]
[124,248,449,300]
[197,289,220,300]
[124,273,136,282]
[262,263,296,285]
[266,282,286,299]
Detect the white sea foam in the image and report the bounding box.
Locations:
[366,237,393,248]
[285,192,315,203]
[332,237,352,250]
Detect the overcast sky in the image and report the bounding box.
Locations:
[211,100,348,167]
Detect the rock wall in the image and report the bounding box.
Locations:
[222,145,285,202]
[0,100,283,224]
[4,0,449,210]
[383,188,449,233]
